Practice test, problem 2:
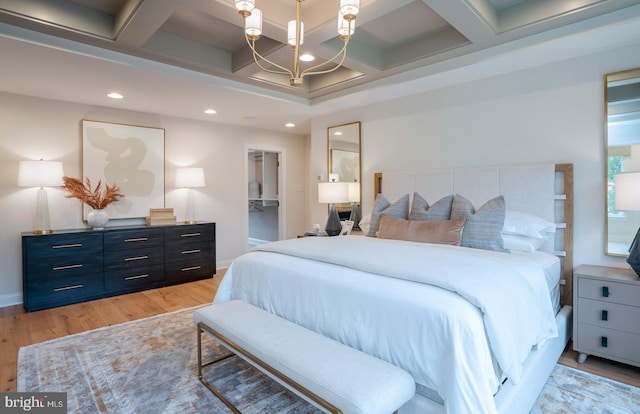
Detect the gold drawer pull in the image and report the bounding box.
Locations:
[124,237,149,242]
[125,256,149,261]
[52,264,83,271]
[125,274,149,281]
[181,265,202,272]
[181,233,201,238]
[53,284,83,292]
[182,249,201,255]
[52,243,82,249]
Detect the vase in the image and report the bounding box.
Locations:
[87,209,109,230]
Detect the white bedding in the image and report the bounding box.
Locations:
[214,236,560,414]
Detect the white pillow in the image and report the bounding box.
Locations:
[502,234,546,253]
[502,210,555,240]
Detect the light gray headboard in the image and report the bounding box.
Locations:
[374,163,574,306]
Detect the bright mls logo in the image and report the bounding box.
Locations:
[0,393,66,413]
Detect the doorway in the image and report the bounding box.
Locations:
[246,146,284,248]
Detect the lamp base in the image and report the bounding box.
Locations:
[627,227,640,277]
[184,220,198,224]
[325,203,342,236]
[33,229,53,235]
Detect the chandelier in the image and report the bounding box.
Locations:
[234,0,360,87]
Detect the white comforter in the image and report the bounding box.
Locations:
[214,236,558,414]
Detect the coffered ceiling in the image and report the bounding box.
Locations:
[1,0,640,132]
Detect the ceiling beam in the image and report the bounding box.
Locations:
[114,0,180,48]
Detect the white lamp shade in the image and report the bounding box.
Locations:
[235,0,255,13]
[175,167,205,188]
[340,0,360,19]
[348,182,360,202]
[245,8,262,37]
[288,20,303,46]
[18,160,64,187]
[615,171,640,211]
[318,182,349,204]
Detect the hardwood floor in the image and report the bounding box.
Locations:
[2,269,639,394]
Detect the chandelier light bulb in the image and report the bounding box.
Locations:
[288,20,303,46]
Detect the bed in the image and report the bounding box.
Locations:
[214,163,574,414]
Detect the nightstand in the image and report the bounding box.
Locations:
[573,264,640,367]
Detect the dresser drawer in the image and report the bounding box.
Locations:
[104,247,164,270]
[576,323,640,365]
[105,264,165,292]
[164,224,214,246]
[24,232,102,260]
[103,228,163,251]
[26,273,104,311]
[577,298,640,334]
[27,255,104,281]
[165,259,215,283]
[164,242,214,263]
[578,277,640,307]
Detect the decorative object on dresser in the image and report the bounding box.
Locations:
[614,171,640,276]
[573,264,640,367]
[318,178,350,236]
[61,176,124,230]
[21,222,216,311]
[146,207,177,226]
[175,167,206,224]
[17,159,64,234]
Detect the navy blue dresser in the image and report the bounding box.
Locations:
[22,222,216,311]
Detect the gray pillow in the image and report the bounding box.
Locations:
[367,194,410,237]
[450,194,508,252]
[409,193,454,221]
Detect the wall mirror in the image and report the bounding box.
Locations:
[328,121,361,226]
[605,68,640,256]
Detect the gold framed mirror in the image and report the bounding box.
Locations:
[605,68,640,256]
[327,121,361,227]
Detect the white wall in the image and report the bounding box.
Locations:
[309,42,640,271]
[0,92,308,306]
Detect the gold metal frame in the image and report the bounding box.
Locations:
[196,322,343,414]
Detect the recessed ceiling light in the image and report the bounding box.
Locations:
[204,109,217,114]
[299,54,315,62]
[285,123,295,128]
[107,92,123,99]
[334,131,343,136]
[244,116,256,121]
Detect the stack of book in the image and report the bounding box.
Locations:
[145,208,177,226]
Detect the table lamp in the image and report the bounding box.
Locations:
[175,167,205,224]
[348,181,361,228]
[18,159,64,234]
[318,179,349,236]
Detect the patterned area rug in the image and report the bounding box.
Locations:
[18,307,640,413]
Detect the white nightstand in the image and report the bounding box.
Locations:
[573,264,640,367]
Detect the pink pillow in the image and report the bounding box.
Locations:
[377,215,466,246]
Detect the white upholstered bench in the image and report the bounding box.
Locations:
[194,300,415,414]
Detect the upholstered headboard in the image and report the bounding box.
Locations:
[374,163,574,306]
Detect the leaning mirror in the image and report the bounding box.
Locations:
[606,68,640,256]
[328,121,361,227]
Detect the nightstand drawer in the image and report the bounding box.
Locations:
[578,277,640,306]
[576,323,640,365]
[104,228,164,251]
[27,274,104,310]
[104,247,164,270]
[577,298,640,333]
[164,224,214,245]
[25,232,102,260]
[105,264,165,291]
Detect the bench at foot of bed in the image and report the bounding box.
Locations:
[194,300,415,414]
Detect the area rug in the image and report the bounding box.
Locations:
[18,307,640,413]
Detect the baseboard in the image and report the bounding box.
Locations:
[0,292,23,308]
